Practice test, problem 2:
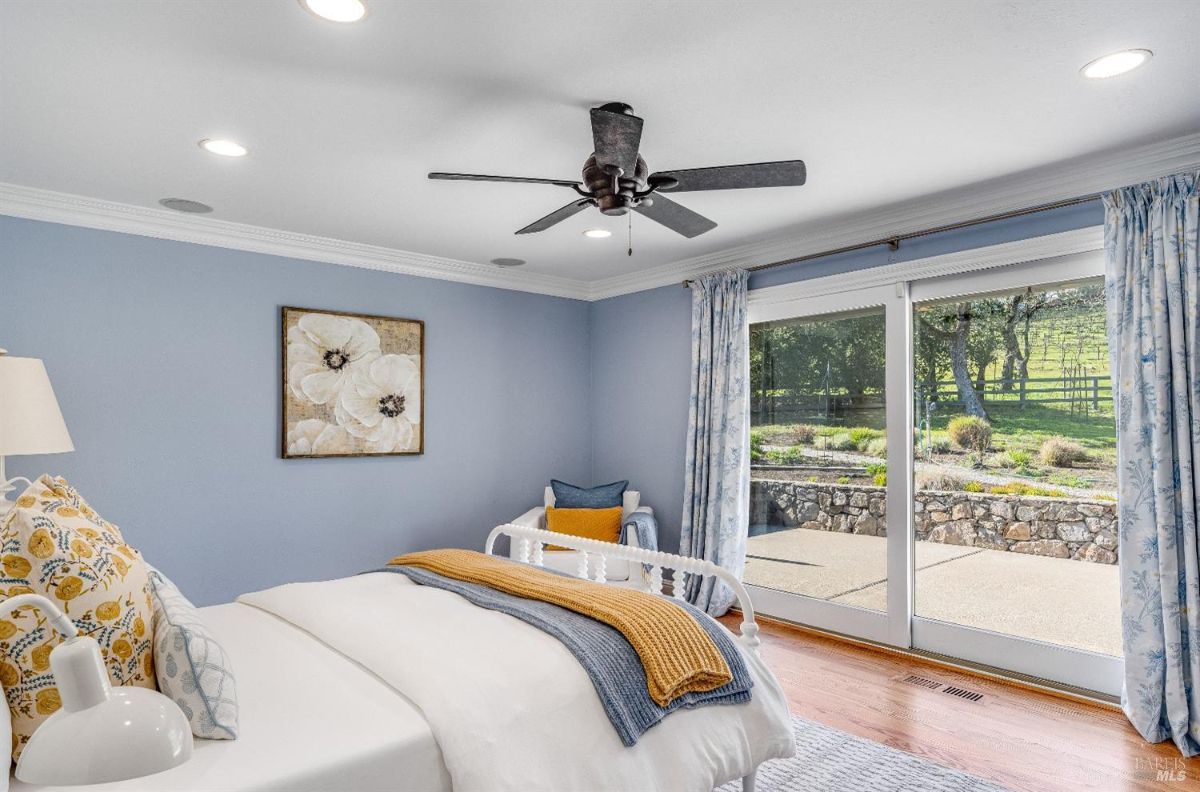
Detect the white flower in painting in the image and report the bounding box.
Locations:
[287,313,381,405]
[336,354,422,453]
[287,419,354,456]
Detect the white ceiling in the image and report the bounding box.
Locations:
[1,0,1198,289]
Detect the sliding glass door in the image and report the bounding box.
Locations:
[744,248,1121,695]
[744,284,910,646]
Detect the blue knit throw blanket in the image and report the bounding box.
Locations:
[373,565,753,746]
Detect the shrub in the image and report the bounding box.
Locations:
[962,480,985,493]
[865,437,888,457]
[1000,450,1033,468]
[1039,437,1089,468]
[791,424,817,445]
[780,447,805,465]
[836,476,851,484]
[864,462,887,477]
[915,472,966,491]
[873,472,887,487]
[825,432,856,451]
[930,436,952,454]
[849,427,884,450]
[764,448,803,465]
[988,482,1066,497]
[947,416,993,453]
[750,430,766,462]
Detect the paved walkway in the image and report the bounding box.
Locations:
[744,528,1121,656]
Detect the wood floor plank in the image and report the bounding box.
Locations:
[721,614,1199,791]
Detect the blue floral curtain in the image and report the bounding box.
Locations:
[1105,172,1200,757]
[681,269,750,616]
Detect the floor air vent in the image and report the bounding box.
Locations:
[942,685,985,702]
[899,674,943,691]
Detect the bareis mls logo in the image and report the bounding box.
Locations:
[1136,756,1189,782]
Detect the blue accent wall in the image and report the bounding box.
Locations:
[0,216,592,605]
[588,199,1105,553]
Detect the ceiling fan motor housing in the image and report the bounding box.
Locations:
[582,154,649,215]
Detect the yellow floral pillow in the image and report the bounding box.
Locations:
[0,475,155,760]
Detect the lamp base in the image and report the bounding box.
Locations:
[15,687,193,785]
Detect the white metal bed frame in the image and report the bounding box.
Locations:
[484,523,763,791]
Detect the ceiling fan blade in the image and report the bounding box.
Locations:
[652,160,806,192]
[633,194,717,238]
[589,103,644,178]
[515,199,595,235]
[429,172,582,188]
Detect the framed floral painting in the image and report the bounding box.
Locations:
[282,306,424,458]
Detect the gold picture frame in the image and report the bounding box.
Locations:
[281,306,424,458]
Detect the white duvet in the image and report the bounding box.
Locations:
[239,571,795,792]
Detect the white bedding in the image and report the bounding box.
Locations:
[239,572,795,792]
[12,570,793,792]
[12,602,452,792]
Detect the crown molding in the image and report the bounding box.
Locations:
[2,132,1197,304]
[0,183,593,301]
[587,131,1200,301]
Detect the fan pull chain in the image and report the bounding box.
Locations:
[628,212,633,257]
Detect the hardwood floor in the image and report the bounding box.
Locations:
[720,614,1199,791]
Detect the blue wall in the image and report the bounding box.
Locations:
[0,216,592,605]
[588,199,1105,553]
[589,284,694,555]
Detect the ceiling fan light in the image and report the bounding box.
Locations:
[582,229,612,239]
[300,0,367,23]
[1080,49,1152,79]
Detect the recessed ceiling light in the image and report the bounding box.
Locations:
[299,0,367,22]
[198,138,248,157]
[159,198,213,214]
[490,257,526,268]
[582,229,612,239]
[1081,49,1152,79]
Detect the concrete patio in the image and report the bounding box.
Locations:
[744,528,1121,656]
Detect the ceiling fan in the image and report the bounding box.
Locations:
[428,102,806,239]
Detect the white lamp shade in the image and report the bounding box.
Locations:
[0,355,74,456]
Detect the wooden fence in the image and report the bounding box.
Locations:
[922,372,1111,413]
[752,372,1111,425]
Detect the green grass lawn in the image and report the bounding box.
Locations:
[930,404,1115,452]
[753,403,1116,469]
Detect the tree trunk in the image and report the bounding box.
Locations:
[950,306,988,419]
[1000,294,1024,391]
[1019,312,1033,381]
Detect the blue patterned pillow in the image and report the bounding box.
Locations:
[551,479,628,509]
[148,567,238,739]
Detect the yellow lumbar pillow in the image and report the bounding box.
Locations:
[544,506,623,550]
[0,475,156,761]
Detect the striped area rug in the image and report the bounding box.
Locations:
[717,714,1010,791]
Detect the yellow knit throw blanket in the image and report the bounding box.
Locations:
[387,549,732,706]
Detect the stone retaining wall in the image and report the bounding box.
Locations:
[750,478,1118,564]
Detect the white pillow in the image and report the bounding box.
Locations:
[148,568,239,739]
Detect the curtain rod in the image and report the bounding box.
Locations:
[681,192,1101,287]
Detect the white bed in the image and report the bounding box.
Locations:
[12,525,794,792]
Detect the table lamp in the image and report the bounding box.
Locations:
[0,349,74,515]
[2,594,193,785]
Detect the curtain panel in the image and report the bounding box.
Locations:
[1105,171,1200,756]
[681,269,750,616]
